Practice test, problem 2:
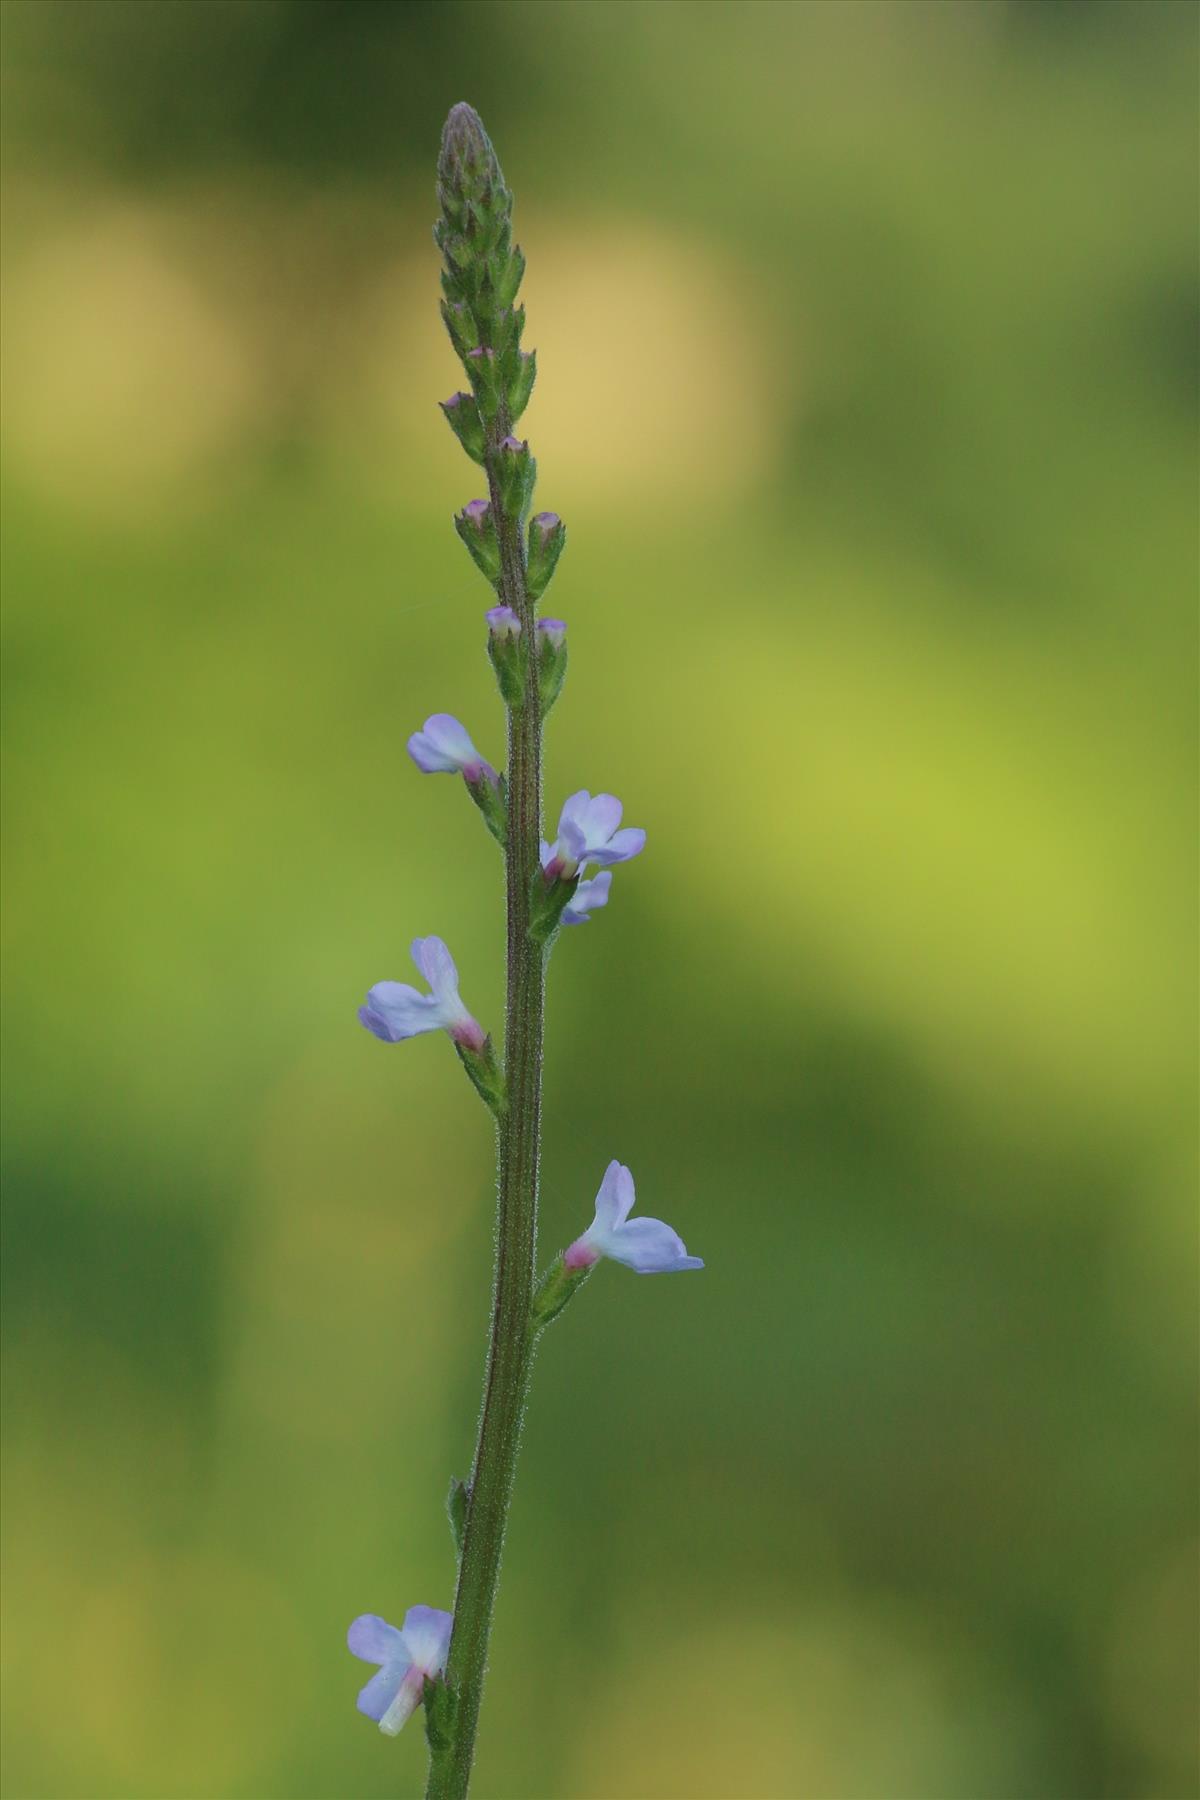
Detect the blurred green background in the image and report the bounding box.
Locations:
[2,3,1197,1797]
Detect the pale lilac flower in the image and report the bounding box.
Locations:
[564,1161,703,1274]
[486,604,521,638]
[359,937,485,1051]
[530,510,560,541]
[407,713,497,784]
[348,1606,453,1736]
[537,618,566,649]
[544,790,645,879]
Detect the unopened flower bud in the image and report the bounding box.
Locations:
[465,345,498,406]
[495,247,527,314]
[525,510,565,600]
[497,435,536,520]
[536,616,568,717]
[440,299,474,360]
[493,305,525,357]
[437,103,505,211]
[507,348,536,423]
[439,391,486,464]
[486,605,525,707]
[486,604,521,638]
[454,498,501,584]
[435,105,524,424]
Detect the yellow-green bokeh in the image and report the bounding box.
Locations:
[2,4,1196,1797]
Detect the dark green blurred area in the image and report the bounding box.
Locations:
[2,3,1197,1797]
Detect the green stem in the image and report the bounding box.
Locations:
[427,437,543,1800]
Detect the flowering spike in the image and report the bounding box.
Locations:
[436,104,522,437]
[349,106,704,1796]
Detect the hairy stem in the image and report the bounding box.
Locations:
[427,435,543,1800]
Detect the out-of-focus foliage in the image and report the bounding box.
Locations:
[2,4,1196,1797]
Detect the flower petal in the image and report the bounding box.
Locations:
[379,1665,427,1736]
[607,1215,703,1274]
[592,1160,636,1232]
[400,1604,454,1675]
[348,1614,406,1665]
[579,792,623,845]
[557,817,588,865]
[556,789,591,837]
[359,982,443,1041]
[411,936,459,1001]
[424,714,478,765]
[407,733,457,774]
[356,1658,412,1724]
[561,870,612,926]
[588,827,645,867]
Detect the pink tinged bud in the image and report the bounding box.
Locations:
[537,618,566,649]
[563,1238,600,1271]
[540,848,574,883]
[466,346,494,362]
[442,391,466,410]
[501,435,527,454]
[486,604,521,638]
[462,498,490,528]
[450,1016,487,1054]
[531,511,560,540]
